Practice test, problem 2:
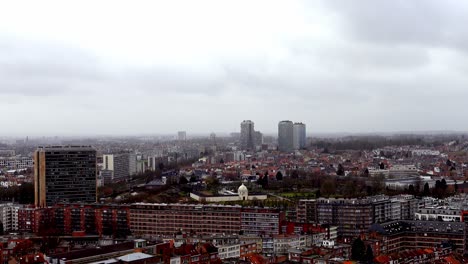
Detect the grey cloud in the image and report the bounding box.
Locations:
[0,36,105,96]
[120,66,227,97]
[323,0,468,52]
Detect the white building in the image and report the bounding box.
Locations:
[217,244,240,259]
[0,156,34,169]
[190,184,267,202]
[415,207,461,222]
[0,203,21,232]
[293,122,306,150]
[270,235,307,256]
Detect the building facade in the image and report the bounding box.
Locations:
[240,120,255,150]
[102,153,133,183]
[293,122,306,150]
[278,121,294,153]
[0,156,34,169]
[0,203,21,232]
[34,146,97,207]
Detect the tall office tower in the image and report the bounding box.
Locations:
[278,120,294,152]
[240,120,255,150]
[34,146,97,207]
[254,131,263,147]
[210,132,216,143]
[177,131,187,141]
[102,153,131,183]
[293,122,307,150]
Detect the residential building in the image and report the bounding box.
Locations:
[278,121,294,153]
[130,203,242,236]
[241,207,284,236]
[0,156,34,169]
[34,145,97,207]
[370,220,466,255]
[240,120,255,150]
[296,199,317,223]
[293,122,306,150]
[102,153,133,183]
[0,203,21,232]
[317,198,373,239]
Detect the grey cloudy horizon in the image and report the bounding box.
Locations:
[1,0,468,136]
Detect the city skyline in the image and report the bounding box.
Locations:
[1,1,468,135]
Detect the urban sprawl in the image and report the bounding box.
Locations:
[1,121,468,263]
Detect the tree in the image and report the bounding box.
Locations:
[441,179,447,190]
[276,171,283,181]
[371,174,385,194]
[158,162,165,171]
[423,182,430,196]
[336,164,345,176]
[343,180,358,198]
[363,168,369,177]
[205,176,219,190]
[262,173,269,188]
[18,183,34,204]
[351,237,366,261]
[365,245,374,263]
[179,176,188,185]
[320,179,336,197]
[291,170,299,179]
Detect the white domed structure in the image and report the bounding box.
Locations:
[238,183,249,200]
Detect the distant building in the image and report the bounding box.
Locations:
[210,132,216,144]
[177,131,186,141]
[278,120,294,152]
[293,122,306,150]
[0,203,21,231]
[0,156,34,169]
[240,120,255,150]
[254,131,263,148]
[102,153,135,183]
[34,146,97,207]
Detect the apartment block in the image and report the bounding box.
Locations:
[296,199,317,223]
[130,203,242,236]
[241,207,284,236]
[0,203,21,232]
[34,145,97,207]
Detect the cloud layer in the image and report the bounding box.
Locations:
[0,0,467,136]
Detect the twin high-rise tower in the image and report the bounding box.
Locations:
[240,120,263,150]
[278,121,306,152]
[240,120,306,152]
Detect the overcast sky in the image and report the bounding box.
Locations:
[1,0,468,136]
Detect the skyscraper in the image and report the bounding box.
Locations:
[240,120,255,150]
[278,120,294,152]
[293,122,306,150]
[177,131,187,141]
[34,146,97,207]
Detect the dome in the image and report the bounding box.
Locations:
[238,183,248,193]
